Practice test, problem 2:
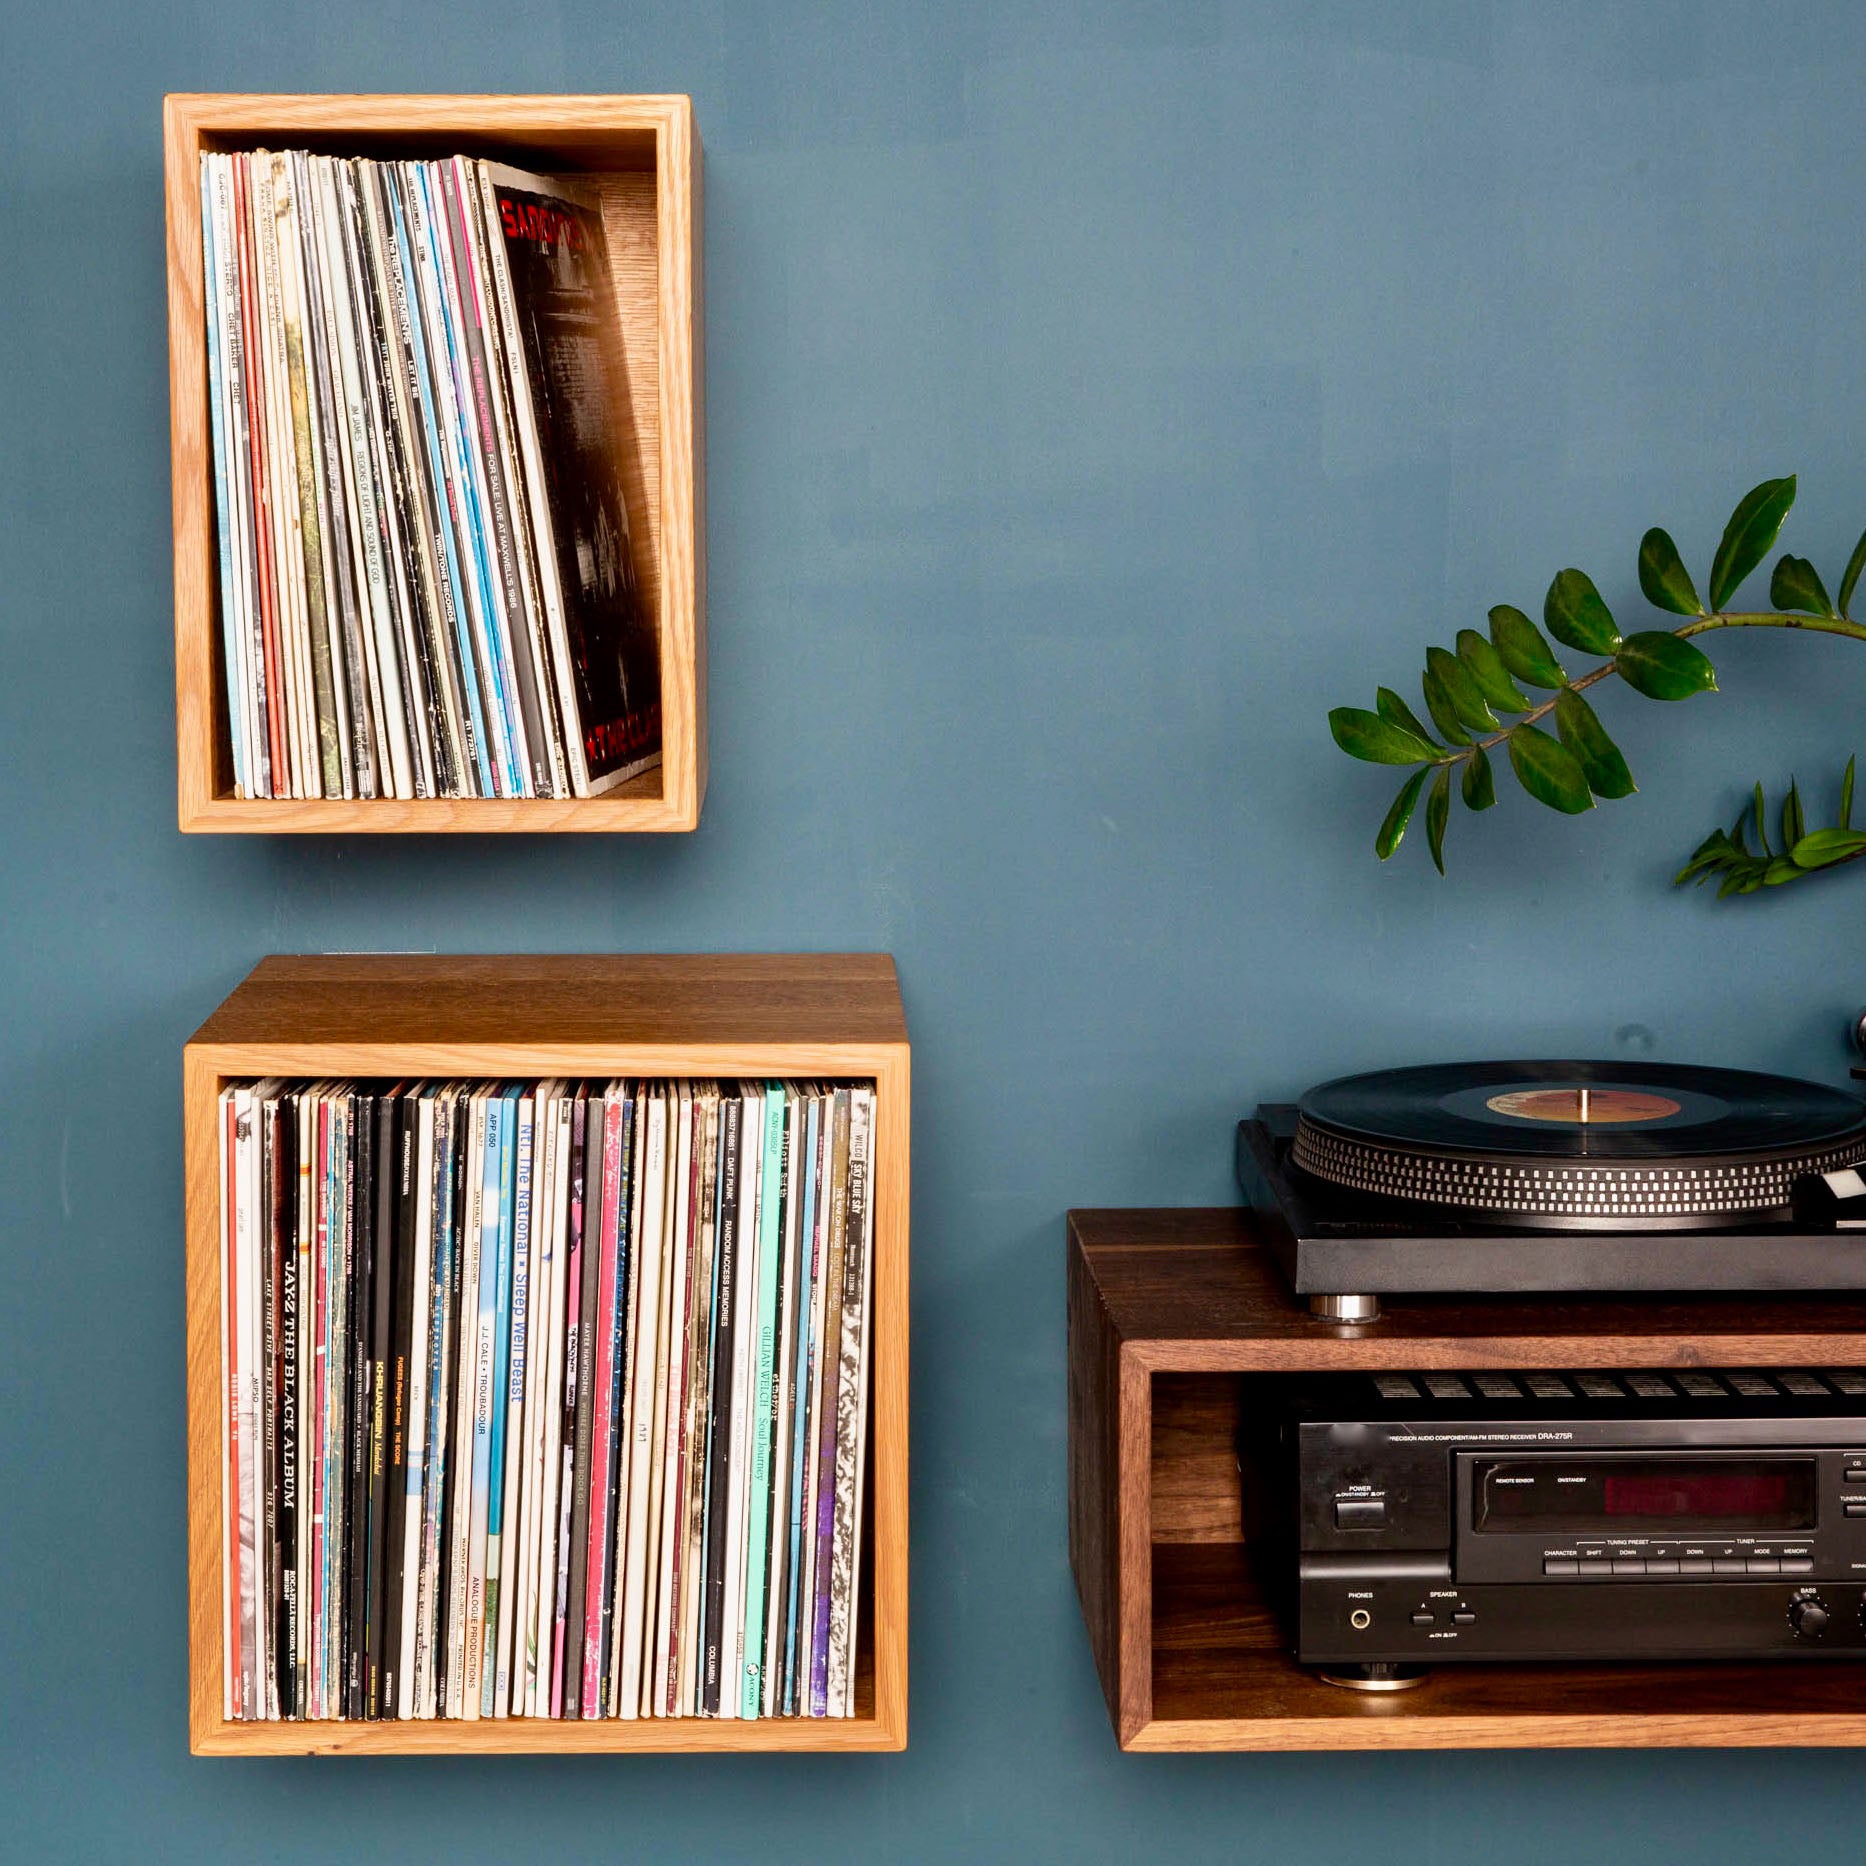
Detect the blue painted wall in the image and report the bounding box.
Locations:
[4,3,1865,1860]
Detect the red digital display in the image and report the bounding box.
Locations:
[1475,1457,1817,1533]
[1603,1471,1794,1518]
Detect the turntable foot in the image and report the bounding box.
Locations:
[1317,1663,1428,1692]
[1310,1292,1380,1323]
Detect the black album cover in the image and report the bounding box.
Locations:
[267,1089,299,1719]
[344,1090,377,1718]
[482,162,660,792]
[379,1093,421,1716]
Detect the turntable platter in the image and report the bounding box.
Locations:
[1293,1061,1866,1230]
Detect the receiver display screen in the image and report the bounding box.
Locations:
[1474,1457,1816,1533]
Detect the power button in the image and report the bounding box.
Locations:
[1335,1497,1388,1529]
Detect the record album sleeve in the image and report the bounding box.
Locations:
[479,160,660,793]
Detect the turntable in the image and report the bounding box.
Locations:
[1238,1060,1866,1320]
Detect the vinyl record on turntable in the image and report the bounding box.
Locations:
[1292,1060,1866,1231]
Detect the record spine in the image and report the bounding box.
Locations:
[341,1091,375,1716]
[699,1092,742,1715]
[362,1091,397,1717]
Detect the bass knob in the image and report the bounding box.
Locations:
[1788,1594,1830,1638]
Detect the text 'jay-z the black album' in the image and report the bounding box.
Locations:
[1236,1060,1866,1313]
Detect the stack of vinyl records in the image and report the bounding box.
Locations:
[199,150,661,800]
[217,1078,875,1722]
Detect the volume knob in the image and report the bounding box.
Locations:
[1789,1595,1830,1638]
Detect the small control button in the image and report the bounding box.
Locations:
[1543,1559,1578,1576]
[1578,1559,1612,1575]
[1745,1558,1780,1574]
[1334,1497,1387,1530]
[1843,1466,1866,1484]
[1612,1559,1645,1575]
[1781,1558,1814,1574]
[1679,1558,1714,1574]
[1410,1612,1435,1626]
[1450,1611,1476,1625]
[1645,1559,1679,1574]
[1713,1559,1747,1573]
[1846,1502,1866,1519]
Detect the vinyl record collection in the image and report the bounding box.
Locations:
[218,1078,876,1722]
[198,149,661,801]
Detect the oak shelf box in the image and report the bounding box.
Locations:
[1068,1207,1866,1753]
[184,954,908,1754]
[164,94,706,833]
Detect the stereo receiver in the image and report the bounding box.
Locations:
[1240,1365,1866,1680]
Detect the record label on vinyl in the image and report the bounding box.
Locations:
[1481,1087,1682,1125]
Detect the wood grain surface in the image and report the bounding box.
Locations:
[185,953,907,1753]
[1067,1206,1866,1751]
[164,94,705,832]
[1072,1207,1866,1369]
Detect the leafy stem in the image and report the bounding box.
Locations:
[1328,474,1866,893]
[1452,612,1866,760]
[1679,612,1866,644]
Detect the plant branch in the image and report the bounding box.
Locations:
[1330,476,1866,884]
[1679,612,1866,644]
[1466,660,1617,754]
[1455,609,1866,762]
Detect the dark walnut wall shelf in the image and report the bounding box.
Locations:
[184,954,909,1754]
[1067,1207,1866,1752]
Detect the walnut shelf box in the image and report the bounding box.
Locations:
[184,955,908,1753]
[1067,1207,1866,1752]
[165,94,706,833]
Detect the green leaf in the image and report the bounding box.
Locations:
[1708,475,1796,610]
[1506,724,1595,815]
[1614,631,1719,701]
[1782,781,1806,851]
[1375,768,1430,859]
[1376,686,1437,747]
[1488,604,1567,689]
[1544,568,1623,655]
[1769,554,1835,617]
[1420,668,1470,745]
[1674,829,1734,885]
[1637,527,1703,616]
[1554,688,1636,799]
[1426,764,1452,875]
[1840,529,1866,619]
[1754,782,1771,856]
[1461,744,1497,811]
[1788,827,1866,871]
[1425,645,1498,732]
[1843,755,1856,830]
[1764,857,1802,886]
[1455,629,1531,711]
[1330,707,1442,765]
